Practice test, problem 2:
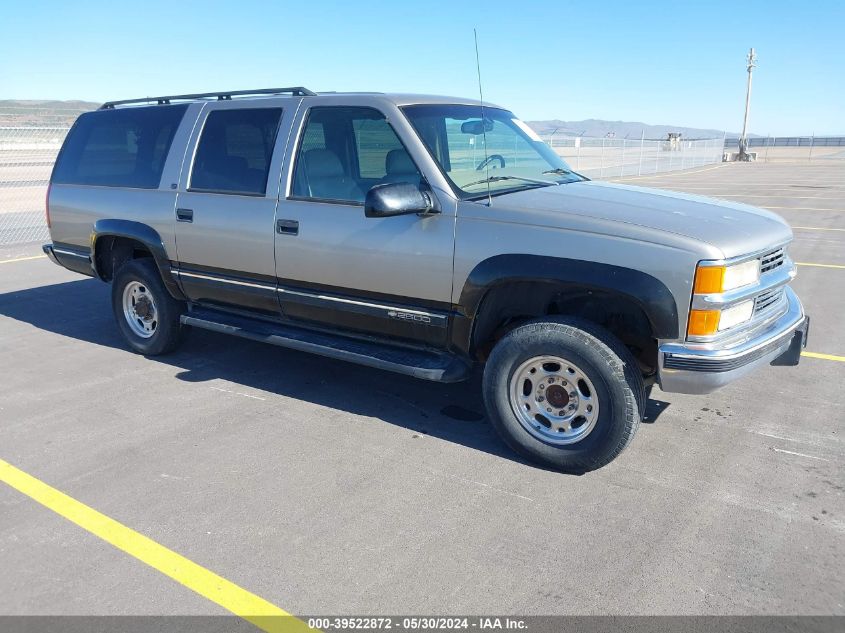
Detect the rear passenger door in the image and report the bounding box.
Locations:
[173,101,294,315]
[274,104,456,347]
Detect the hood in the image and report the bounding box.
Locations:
[488,180,792,259]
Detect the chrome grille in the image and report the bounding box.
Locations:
[760,248,785,274]
[754,287,784,315]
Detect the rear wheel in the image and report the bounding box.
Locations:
[483,317,644,473]
[111,258,185,355]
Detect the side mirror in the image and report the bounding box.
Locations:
[365,182,438,218]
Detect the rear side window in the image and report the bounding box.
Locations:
[52,105,188,188]
[190,108,283,196]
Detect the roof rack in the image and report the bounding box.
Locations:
[100,87,316,109]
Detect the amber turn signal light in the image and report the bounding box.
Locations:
[693,266,725,294]
[687,309,720,336]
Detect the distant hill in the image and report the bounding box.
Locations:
[0,99,100,126]
[1,100,752,140]
[526,118,758,140]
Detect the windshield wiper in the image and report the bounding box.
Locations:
[462,175,556,189]
[541,168,576,176]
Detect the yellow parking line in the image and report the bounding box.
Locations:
[802,351,845,363]
[0,458,311,633]
[0,254,47,264]
[796,262,845,269]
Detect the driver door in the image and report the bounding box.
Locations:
[273,102,456,347]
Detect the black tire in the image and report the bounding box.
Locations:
[482,317,645,473]
[111,258,185,356]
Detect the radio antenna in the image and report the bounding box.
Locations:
[474,28,492,206]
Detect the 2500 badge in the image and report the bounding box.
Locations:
[388,310,432,324]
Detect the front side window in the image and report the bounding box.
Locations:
[190,108,283,195]
[52,105,188,188]
[291,106,422,204]
[401,104,584,200]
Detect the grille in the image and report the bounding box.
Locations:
[754,287,784,316]
[760,248,785,274]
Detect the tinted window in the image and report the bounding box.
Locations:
[291,107,421,204]
[52,105,188,188]
[190,108,283,196]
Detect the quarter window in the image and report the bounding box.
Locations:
[52,105,187,189]
[190,108,283,196]
[291,107,422,204]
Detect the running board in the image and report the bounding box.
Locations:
[181,308,470,383]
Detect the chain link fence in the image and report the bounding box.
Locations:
[1,126,68,246]
[0,117,841,247]
[723,136,845,162]
[1,124,729,247]
[548,135,726,178]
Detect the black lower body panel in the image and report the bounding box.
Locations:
[771,315,810,366]
[181,306,471,383]
[43,243,95,277]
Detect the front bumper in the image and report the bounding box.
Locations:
[658,286,808,394]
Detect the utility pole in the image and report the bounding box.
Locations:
[739,47,756,161]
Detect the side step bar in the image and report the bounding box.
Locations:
[181,307,470,383]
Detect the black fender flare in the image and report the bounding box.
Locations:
[91,219,185,300]
[451,254,679,356]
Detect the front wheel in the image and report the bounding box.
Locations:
[482,317,645,473]
[111,258,185,355]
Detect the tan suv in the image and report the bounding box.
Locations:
[43,86,809,472]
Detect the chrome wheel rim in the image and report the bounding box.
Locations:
[508,355,599,445]
[122,281,158,339]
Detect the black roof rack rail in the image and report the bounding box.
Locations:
[100,87,316,109]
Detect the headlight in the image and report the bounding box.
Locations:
[688,300,755,336]
[717,300,755,330]
[693,259,761,294]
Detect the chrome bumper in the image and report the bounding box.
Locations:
[658,286,808,395]
[42,243,60,265]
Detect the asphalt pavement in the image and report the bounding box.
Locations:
[0,161,842,622]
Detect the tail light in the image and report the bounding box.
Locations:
[45,182,52,229]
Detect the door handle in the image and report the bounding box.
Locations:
[176,208,193,223]
[277,219,299,235]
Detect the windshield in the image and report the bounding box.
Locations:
[401,104,584,199]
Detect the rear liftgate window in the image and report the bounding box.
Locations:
[190,108,283,196]
[52,105,188,188]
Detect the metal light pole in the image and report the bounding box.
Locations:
[739,48,756,161]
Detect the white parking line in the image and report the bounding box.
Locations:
[614,164,725,181]
[210,386,267,401]
[763,206,843,211]
[770,448,829,462]
[702,194,845,200]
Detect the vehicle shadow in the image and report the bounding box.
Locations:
[643,397,672,424]
[0,278,665,470]
[0,278,525,465]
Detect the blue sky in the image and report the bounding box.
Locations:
[2,0,843,135]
